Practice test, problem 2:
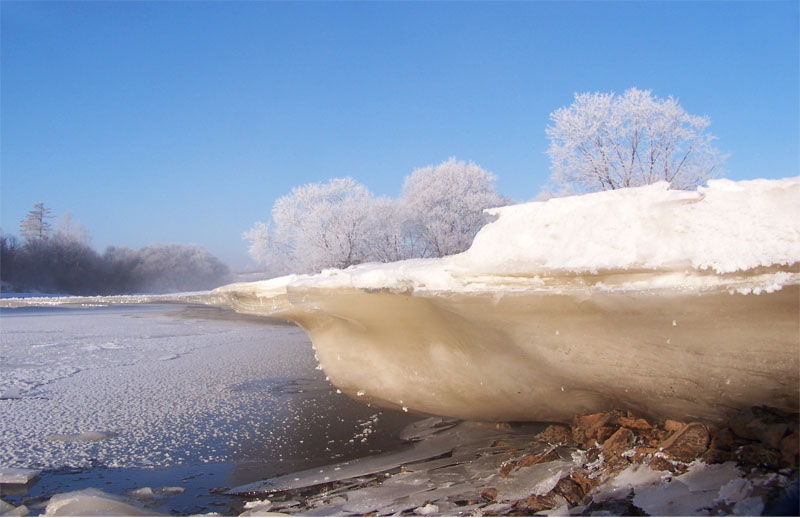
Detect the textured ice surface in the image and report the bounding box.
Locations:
[1,305,413,471]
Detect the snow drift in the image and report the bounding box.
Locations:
[210,178,800,424]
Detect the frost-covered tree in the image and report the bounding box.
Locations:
[20,203,54,243]
[546,88,726,193]
[244,177,377,273]
[364,197,420,263]
[244,160,510,272]
[400,158,510,257]
[54,212,91,246]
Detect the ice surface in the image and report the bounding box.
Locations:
[228,434,454,495]
[0,467,41,484]
[0,305,345,470]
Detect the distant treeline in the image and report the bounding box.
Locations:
[1,205,230,296]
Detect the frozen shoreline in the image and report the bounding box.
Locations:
[1,305,797,516]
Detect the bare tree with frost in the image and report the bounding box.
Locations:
[401,158,511,258]
[20,203,54,243]
[546,88,726,194]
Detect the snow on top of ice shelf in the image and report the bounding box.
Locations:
[465,177,800,276]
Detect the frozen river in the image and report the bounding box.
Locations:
[0,304,418,514]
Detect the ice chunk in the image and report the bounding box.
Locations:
[1,500,16,514]
[238,510,289,517]
[414,503,439,515]
[228,435,454,494]
[342,478,435,514]
[633,479,717,516]
[592,462,669,503]
[732,496,764,516]
[46,431,116,442]
[673,461,741,492]
[0,468,41,484]
[44,488,161,516]
[243,499,271,510]
[718,478,752,505]
[127,487,155,500]
[156,486,185,496]
[3,504,29,516]
[480,503,513,514]
[0,387,23,400]
[399,417,460,441]
[495,460,574,501]
[300,504,345,516]
[538,495,569,516]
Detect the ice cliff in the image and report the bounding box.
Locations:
[141,180,800,422]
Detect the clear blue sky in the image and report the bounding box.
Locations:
[2,1,797,269]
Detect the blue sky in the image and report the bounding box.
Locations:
[2,1,797,268]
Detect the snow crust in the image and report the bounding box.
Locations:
[217,178,800,297]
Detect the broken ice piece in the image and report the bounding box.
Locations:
[414,503,439,515]
[0,387,23,400]
[495,460,574,501]
[0,468,41,485]
[46,431,116,442]
[128,487,156,500]
[243,499,271,510]
[156,486,185,496]
[44,488,161,516]
[4,504,29,517]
